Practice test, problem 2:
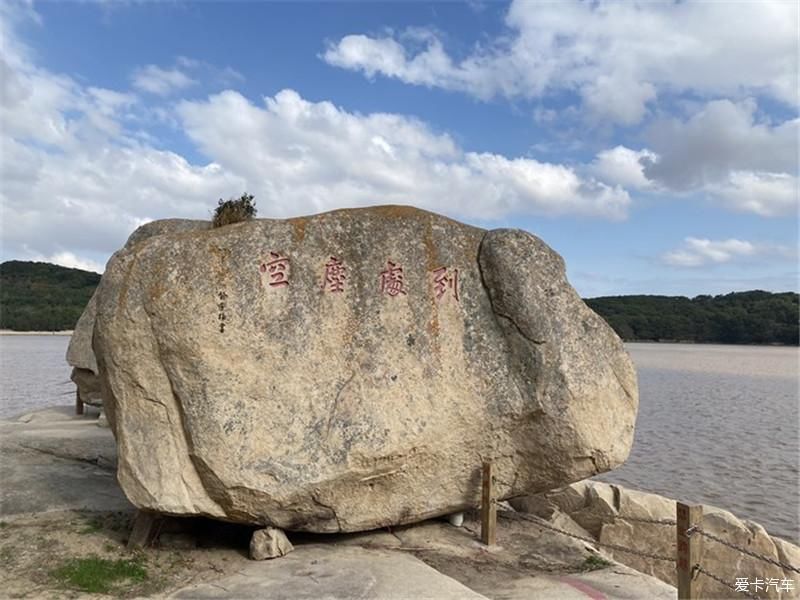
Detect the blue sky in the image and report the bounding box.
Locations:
[1,0,797,297]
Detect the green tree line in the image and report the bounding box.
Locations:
[586,291,799,345]
[0,261,100,331]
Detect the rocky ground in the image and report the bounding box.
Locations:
[0,406,676,599]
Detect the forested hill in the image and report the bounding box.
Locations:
[1,261,797,345]
[586,292,799,345]
[0,261,101,331]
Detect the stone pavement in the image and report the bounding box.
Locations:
[0,405,132,516]
[168,542,677,599]
[1,406,676,599]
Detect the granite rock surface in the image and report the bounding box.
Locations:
[94,206,637,532]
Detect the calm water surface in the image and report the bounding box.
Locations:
[0,335,73,419]
[598,343,799,543]
[1,336,798,541]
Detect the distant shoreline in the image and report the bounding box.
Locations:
[623,339,797,347]
[0,330,73,336]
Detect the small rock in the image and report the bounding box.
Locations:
[447,512,464,527]
[96,412,109,428]
[250,527,293,560]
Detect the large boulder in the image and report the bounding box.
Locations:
[94,206,637,532]
[65,219,211,406]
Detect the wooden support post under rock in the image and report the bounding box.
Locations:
[676,502,703,600]
[250,526,294,560]
[127,510,162,549]
[75,390,84,415]
[480,462,496,546]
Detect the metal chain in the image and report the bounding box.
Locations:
[694,564,761,600]
[512,503,676,527]
[692,528,800,574]
[608,514,676,526]
[498,510,675,563]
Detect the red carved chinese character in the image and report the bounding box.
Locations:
[379,260,407,297]
[432,266,459,302]
[321,256,346,292]
[260,252,289,287]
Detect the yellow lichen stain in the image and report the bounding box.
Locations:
[370,205,425,220]
[208,242,232,326]
[117,255,137,317]
[148,258,169,303]
[289,216,309,243]
[424,221,441,343]
[208,242,232,281]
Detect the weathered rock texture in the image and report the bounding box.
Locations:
[66,219,211,407]
[94,206,637,532]
[512,480,800,600]
[250,527,294,560]
[66,293,102,406]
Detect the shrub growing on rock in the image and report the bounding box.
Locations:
[212,193,257,228]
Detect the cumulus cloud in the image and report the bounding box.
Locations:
[590,146,658,190]
[1,5,635,272]
[0,14,245,268]
[639,99,798,216]
[706,172,797,218]
[323,0,798,125]
[47,252,105,274]
[177,89,631,220]
[584,101,799,217]
[131,64,196,96]
[644,100,797,190]
[662,238,794,268]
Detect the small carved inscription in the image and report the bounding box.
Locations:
[379,260,407,297]
[432,266,459,302]
[322,256,346,293]
[217,290,228,333]
[260,252,290,287]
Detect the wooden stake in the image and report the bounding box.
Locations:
[480,462,496,546]
[127,510,162,549]
[676,502,702,600]
[75,389,84,415]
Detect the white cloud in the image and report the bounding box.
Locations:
[1,5,634,271]
[177,89,631,220]
[323,0,798,125]
[644,100,798,190]
[2,135,245,260]
[130,58,244,98]
[708,171,797,218]
[662,238,794,268]
[131,64,195,96]
[584,102,799,218]
[0,20,245,262]
[47,251,105,274]
[175,55,245,85]
[591,146,658,190]
[640,99,798,217]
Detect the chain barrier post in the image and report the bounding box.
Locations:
[481,462,496,546]
[677,502,703,600]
